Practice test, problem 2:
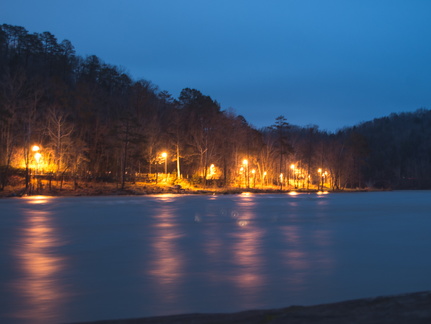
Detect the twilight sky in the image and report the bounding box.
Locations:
[2,0,431,131]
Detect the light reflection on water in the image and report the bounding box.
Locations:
[1,191,431,323]
[231,194,266,304]
[148,203,185,303]
[23,195,53,205]
[232,225,266,298]
[145,193,275,311]
[10,197,68,324]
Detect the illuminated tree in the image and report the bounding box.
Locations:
[46,107,74,181]
[272,115,293,189]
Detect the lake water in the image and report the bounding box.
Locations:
[1,191,431,323]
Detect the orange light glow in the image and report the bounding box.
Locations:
[154,193,177,202]
[34,152,42,163]
[12,209,67,322]
[148,206,184,302]
[237,220,248,227]
[231,207,265,298]
[25,196,53,205]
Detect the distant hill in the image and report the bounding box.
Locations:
[345,108,431,189]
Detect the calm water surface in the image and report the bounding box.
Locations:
[1,191,431,323]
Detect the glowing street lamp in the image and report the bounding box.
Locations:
[318,168,323,190]
[323,171,328,189]
[207,164,217,179]
[32,145,41,175]
[161,152,167,178]
[34,152,41,163]
[34,152,42,174]
[290,164,296,188]
[242,159,249,188]
[279,173,284,190]
[30,145,42,191]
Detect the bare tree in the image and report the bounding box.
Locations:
[46,106,74,187]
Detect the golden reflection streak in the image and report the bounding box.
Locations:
[233,228,264,288]
[12,202,67,323]
[152,193,177,202]
[24,195,53,205]
[317,191,329,195]
[231,194,265,301]
[148,204,184,302]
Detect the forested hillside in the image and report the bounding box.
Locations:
[1,24,430,191]
[350,110,431,189]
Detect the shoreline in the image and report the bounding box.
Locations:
[0,181,381,199]
[73,291,431,324]
[0,188,372,199]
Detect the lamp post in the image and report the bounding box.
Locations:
[32,146,41,173]
[243,159,249,188]
[161,152,167,180]
[323,171,328,190]
[279,173,283,190]
[290,164,296,188]
[34,152,41,174]
[31,145,41,192]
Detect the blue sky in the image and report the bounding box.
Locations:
[2,0,431,131]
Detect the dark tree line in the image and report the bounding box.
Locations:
[348,109,431,189]
[1,24,430,191]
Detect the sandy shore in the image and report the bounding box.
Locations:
[73,291,431,324]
